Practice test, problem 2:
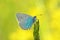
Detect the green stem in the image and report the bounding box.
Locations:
[33,20,40,40]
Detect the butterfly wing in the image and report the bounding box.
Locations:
[16,13,36,30]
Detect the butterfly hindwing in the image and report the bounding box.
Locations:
[16,13,36,30]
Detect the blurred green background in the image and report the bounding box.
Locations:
[0,0,40,40]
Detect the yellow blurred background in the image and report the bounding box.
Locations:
[0,0,60,40]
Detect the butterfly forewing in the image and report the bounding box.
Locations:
[16,13,36,30]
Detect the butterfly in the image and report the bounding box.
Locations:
[16,13,36,30]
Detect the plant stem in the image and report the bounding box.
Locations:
[33,20,40,40]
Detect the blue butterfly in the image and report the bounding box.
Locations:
[16,13,36,30]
